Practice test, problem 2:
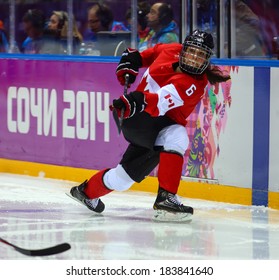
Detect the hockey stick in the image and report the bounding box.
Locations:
[123,73,129,95]
[0,237,71,256]
[112,74,129,134]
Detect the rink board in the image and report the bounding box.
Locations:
[1,157,279,209]
[0,56,278,209]
[0,158,252,206]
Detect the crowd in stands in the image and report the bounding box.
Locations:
[0,20,9,53]
[0,1,179,55]
[0,0,277,58]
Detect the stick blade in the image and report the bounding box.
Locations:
[112,108,122,134]
[26,243,71,257]
[0,237,71,257]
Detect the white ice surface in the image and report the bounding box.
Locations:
[0,172,279,260]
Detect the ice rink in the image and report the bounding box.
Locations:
[0,172,279,261]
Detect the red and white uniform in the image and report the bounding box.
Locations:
[137,43,208,126]
[84,43,210,199]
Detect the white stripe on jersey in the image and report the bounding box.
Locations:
[156,84,184,115]
[141,68,184,116]
[141,68,160,92]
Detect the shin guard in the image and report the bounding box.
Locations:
[158,152,183,194]
[84,169,112,199]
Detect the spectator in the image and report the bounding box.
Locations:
[234,0,266,57]
[196,0,266,57]
[21,9,59,54]
[246,0,279,57]
[86,3,129,41]
[0,20,9,53]
[138,2,179,52]
[125,1,151,45]
[196,0,216,33]
[47,10,83,54]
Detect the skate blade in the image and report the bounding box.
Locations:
[65,193,104,214]
[153,209,193,223]
[65,192,86,207]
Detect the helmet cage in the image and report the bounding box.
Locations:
[179,40,213,74]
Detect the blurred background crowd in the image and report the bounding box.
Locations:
[0,0,278,59]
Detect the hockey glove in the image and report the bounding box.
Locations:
[110,91,145,119]
[116,48,142,86]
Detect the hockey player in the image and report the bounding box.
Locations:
[69,29,230,221]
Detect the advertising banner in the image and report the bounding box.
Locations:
[0,59,127,170]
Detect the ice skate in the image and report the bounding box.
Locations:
[153,187,193,222]
[69,180,105,213]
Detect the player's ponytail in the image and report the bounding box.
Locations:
[205,64,231,85]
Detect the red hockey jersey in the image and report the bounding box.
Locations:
[136,43,208,126]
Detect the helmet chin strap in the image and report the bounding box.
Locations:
[174,64,183,73]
